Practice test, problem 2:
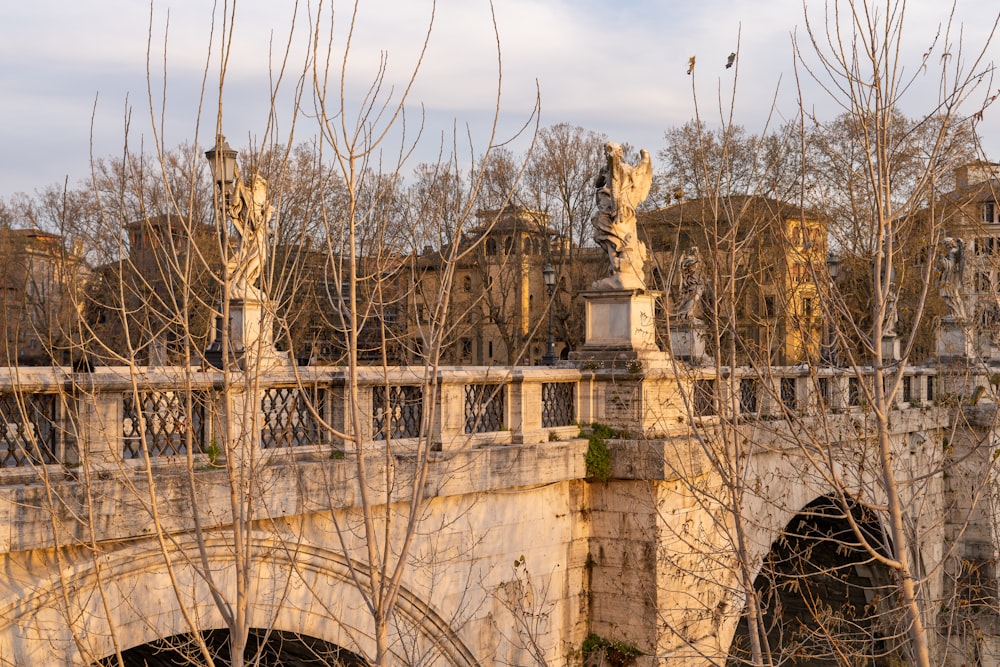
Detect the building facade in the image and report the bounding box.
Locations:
[0,228,85,365]
[638,195,827,365]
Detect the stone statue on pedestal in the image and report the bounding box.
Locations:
[591,142,653,290]
[937,237,966,322]
[227,170,274,301]
[883,287,899,337]
[673,246,704,322]
[203,143,289,371]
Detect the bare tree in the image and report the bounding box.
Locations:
[0,1,540,665]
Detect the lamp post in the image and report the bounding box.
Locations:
[203,135,239,368]
[205,135,239,197]
[541,263,557,366]
[823,251,841,366]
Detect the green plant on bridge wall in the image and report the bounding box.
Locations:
[580,633,641,667]
[583,422,617,482]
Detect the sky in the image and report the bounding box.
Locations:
[1,0,999,202]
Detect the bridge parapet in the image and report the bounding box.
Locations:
[574,362,940,438]
[0,363,943,479]
[0,360,975,666]
[0,365,588,480]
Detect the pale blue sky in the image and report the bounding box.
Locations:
[1,0,998,199]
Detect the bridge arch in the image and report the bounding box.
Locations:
[0,533,479,666]
[105,628,367,665]
[728,495,903,666]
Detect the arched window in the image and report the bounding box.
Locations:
[485,238,498,256]
[503,236,514,255]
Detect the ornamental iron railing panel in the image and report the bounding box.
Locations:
[372,385,423,441]
[464,384,506,434]
[780,377,797,411]
[260,386,324,449]
[849,377,862,407]
[541,382,575,428]
[0,392,57,467]
[123,390,206,459]
[693,379,716,417]
[740,378,759,415]
[818,377,832,408]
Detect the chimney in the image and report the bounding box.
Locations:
[956,165,970,190]
[955,162,1000,189]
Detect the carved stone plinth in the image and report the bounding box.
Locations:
[987,341,1000,365]
[936,318,975,361]
[206,296,292,371]
[571,289,669,368]
[669,319,709,364]
[881,335,900,362]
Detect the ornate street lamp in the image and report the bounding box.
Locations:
[541,263,558,366]
[202,133,284,369]
[205,135,238,192]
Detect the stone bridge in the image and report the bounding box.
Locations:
[0,362,986,665]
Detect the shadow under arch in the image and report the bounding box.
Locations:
[99,628,367,666]
[727,495,903,667]
[0,533,479,667]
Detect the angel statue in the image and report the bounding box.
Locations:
[227,169,274,301]
[591,142,653,290]
[937,237,967,322]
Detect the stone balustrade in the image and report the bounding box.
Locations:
[0,363,940,481]
[0,365,585,477]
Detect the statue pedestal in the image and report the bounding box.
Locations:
[985,338,1000,365]
[669,319,709,364]
[881,335,901,362]
[206,296,293,371]
[571,290,669,368]
[936,318,975,361]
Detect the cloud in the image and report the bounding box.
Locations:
[1,0,999,199]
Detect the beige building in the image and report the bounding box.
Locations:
[638,195,827,365]
[928,162,1000,355]
[409,206,586,366]
[0,228,85,365]
[86,214,220,364]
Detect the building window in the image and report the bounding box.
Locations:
[802,298,813,319]
[463,275,472,292]
[976,236,999,255]
[983,200,997,223]
[764,296,777,318]
[503,236,514,255]
[460,338,472,358]
[485,238,498,256]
